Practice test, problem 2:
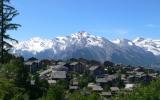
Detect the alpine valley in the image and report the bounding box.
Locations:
[12,31,160,66]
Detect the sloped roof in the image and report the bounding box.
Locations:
[51,71,66,79]
[92,85,103,91]
[70,62,79,66]
[89,66,99,71]
[96,78,108,83]
[101,92,112,96]
[110,87,119,91]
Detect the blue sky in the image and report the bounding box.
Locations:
[10,0,160,41]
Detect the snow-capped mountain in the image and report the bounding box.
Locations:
[13,37,53,53]
[133,37,160,55]
[112,38,157,65]
[12,31,160,65]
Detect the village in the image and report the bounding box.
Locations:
[24,57,160,99]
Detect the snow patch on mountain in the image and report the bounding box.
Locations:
[12,32,160,65]
[112,39,134,46]
[133,37,160,55]
[12,37,53,54]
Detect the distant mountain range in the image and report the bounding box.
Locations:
[12,31,160,65]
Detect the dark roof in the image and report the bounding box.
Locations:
[27,57,38,61]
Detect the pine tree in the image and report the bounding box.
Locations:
[0,0,20,64]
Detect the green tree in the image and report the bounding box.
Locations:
[68,91,86,100]
[87,93,103,100]
[0,76,25,100]
[57,79,69,90]
[1,58,27,81]
[68,91,103,100]
[114,74,125,88]
[41,85,65,100]
[79,74,95,88]
[11,93,30,100]
[0,57,30,100]
[110,79,160,100]
[27,74,49,100]
[0,0,21,64]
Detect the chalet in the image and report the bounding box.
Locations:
[127,75,136,83]
[92,85,103,92]
[149,73,158,78]
[127,73,144,83]
[30,80,35,85]
[89,66,103,76]
[57,61,66,66]
[39,68,52,78]
[69,86,78,90]
[24,57,41,73]
[134,67,144,72]
[100,92,112,98]
[70,78,79,85]
[87,83,103,92]
[39,63,69,80]
[96,77,108,84]
[107,74,118,81]
[95,74,118,85]
[88,83,96,88]
[69,78,79,90]
[140,74,153,84]
[125,84,135,91]
[48,80,57,84]
[121,74,127,81]
[135,72,145,78]
[146,68,155,73]
[72,79,79,86]
[50,65,68,71]
[69,62,86,74]
[123,66,134,71]
[126,71,134,74]
[110,87,119,94]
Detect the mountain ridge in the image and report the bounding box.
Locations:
[12,31,160,65]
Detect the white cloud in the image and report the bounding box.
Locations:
[145,24,159,28]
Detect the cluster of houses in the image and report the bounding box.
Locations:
[24,58,159,99]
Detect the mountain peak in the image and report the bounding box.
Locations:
[30,37,43,41]
[133,37,145,43]
[12,32,160,65]
[133,37,160,55]
[71,31,91,38]
[112,38,134,46]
